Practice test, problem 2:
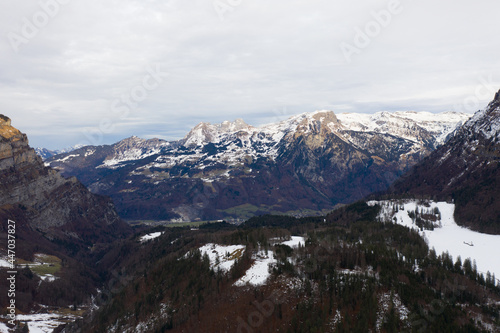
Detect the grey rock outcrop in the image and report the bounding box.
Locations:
[0,115,131,243]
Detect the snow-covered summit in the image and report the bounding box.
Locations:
[337,111,470,146]
[182,118,255,147]
[464,90,500,141]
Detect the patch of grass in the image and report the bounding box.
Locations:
[219,203,285,219]
[19,254,62,277]
[227,248,245,261]
[165,220,222,228]
[220,203,260,217]
[220,204,332,220]
[127,220,171,227]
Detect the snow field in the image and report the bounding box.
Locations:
[280,236,306,248]
[234,250,276,287]
[139,232,164,243]
[0,312,82,333]
[371,200,500,281]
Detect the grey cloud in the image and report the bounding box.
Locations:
[0,0,499,149]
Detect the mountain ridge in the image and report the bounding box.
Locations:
[390,90,500,233]
[46,110,470,222]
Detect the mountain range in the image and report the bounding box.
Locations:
[46,110,469,222]
[35,145,86,160]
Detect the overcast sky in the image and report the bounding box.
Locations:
[1,0,499,149]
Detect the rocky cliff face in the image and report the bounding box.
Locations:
[391,91,500,234]
[0,115,131,249]
[46,110,470,222]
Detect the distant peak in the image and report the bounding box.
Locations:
[313,110,338,119]
[183,118,254,147]
[121,135,143,142]
[116,136,146,147]
[219,118,252,132]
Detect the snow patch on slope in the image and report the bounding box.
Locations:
[235,236,306,287]
[464,104,500,141]
[0,257,11,268]
[139,232,164,243]
[199,243,246,272]
[234,250,275,287]
[101,148,162,168]
[14,312,82,333]
[337,111,470,146]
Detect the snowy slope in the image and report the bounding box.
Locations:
[100,136,171,168]
[337,111,470,146]
[234,236,305,287]
[370,200,500,281]
[199,243,246,272]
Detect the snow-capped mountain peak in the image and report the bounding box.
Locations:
[336,111,470,147]
[465,90,500,141]
[284,110,342,135]
[183,118,255,147]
